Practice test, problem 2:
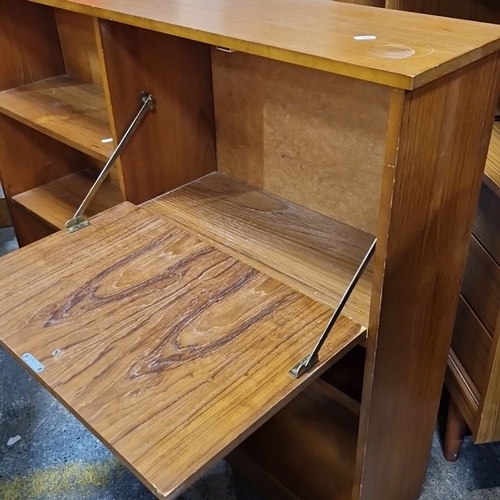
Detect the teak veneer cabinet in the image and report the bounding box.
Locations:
[1,1,500,499]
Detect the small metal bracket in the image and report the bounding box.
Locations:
[21,353,45,373]
[289,354,318,379]
[289,238,377,379]
[65,215,89,233]
[65,91,155,233]
[216,46,236,53]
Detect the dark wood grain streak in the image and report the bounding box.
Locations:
[355,53,500,500]
[0,202,364,499]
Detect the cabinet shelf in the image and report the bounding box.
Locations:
[143,172,373,327]
[228,382,358,500]
[485,122,500,196]
[13,170,123,230]
[0,76,113,162]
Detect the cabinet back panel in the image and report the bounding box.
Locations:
[212,49,390,234]
[54,10,103,86]
[0,0,65,91]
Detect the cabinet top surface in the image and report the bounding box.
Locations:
[30,0,500,89]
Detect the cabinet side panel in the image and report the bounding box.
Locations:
[355,53,500,500]
[99,21,216,204]
[0,0,65,91]
[212,49,391,235]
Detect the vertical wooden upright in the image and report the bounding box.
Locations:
[355,54,500,499]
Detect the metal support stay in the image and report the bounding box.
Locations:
[289,238,377,379]
[65,92,155,233]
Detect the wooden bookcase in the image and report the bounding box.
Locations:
[0,1,500,499]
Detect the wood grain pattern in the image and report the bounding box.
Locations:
[230,383,359,500]
[355,53,500,500]
[461,236,500,335]
[485,121,500,197]
[143,173,373,327]
[211,49,390,234]
[476,313,500,442]
[55,9,103,85]
[451,296,491,394]
[0,76,113,161]
[27,0,500,89]
[98,21,216,205]
[473,182,500,267]
[0,202,364,499]
[13,170,123,230]
[0,0,65,91]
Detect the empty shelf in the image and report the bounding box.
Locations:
[0,76,113,161]
[0,203,364,499]
[13,171,123,230]
[485,122,500,196]
[143,172,373,327]
[228,381,358,500]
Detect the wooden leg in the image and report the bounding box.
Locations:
[444,397,467,462]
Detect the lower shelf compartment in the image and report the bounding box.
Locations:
[0,202,364,500]
[228,382,358,500]
[12,170,123,230]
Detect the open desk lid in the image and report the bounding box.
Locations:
[0,202,364,499]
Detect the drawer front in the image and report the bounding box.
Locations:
[462,236,500,335]
[451,296,492,394]
[473,182,500,267]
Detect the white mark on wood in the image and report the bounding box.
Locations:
[354,35,377,41]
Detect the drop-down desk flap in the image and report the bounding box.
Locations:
[0,202,364,499]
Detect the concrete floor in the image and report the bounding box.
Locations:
[1,226,500,499]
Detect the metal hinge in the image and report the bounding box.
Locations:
[289,238,377,379]
[65,92,155,233]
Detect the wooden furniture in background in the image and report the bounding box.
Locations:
[444,126,500,460]
[0,1,500,499]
